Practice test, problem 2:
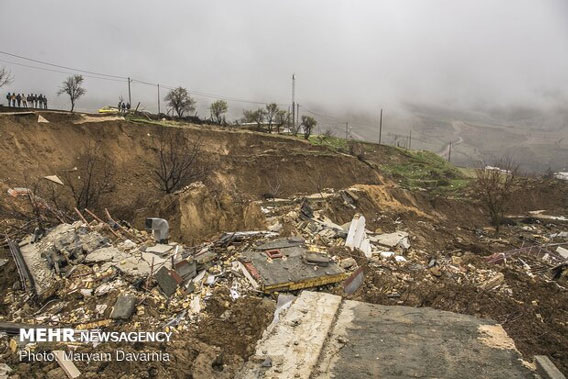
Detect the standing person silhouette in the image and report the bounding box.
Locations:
[6,92,11,107]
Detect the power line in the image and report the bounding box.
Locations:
[0,50,290,107]
[0,58,128,83]
[0,50,128,79]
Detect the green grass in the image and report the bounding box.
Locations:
[378,148,470,194]
[308,135,349,152]
[307,134,471,194]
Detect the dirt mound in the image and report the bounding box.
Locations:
[135,182,266,244]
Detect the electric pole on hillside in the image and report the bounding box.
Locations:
[157,84,161,114]
[448,141,452,162]
[291,74,295,132]
[128,77,132,105]
[379,108,383,145]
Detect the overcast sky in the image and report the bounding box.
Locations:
[1,0,567,118]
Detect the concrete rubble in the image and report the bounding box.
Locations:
[1,192,567,377]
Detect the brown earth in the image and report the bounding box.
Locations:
[0,112,381,243]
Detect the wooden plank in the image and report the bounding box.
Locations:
[84,208,121,239]
[52,350,81,378]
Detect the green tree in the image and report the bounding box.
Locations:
[165,87,196,118]
[301,115,317,139]
[210,100,228,124]
[265,103,279,133]
[243,108,266,131]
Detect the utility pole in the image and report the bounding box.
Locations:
[157,84,161,115]
[379,108,383,145]
[448,141,452,162]
[128,77,132,105]
[296,103,300,126]
[291,74,295,133]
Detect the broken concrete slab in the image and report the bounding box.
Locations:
[241,291,534,378]
[535,355,566,379]
[37,115,50,123]
[345,214,372,257]
[146,243,174,255]
[370,231,410,250]
[19,240,56,296]
[110,295,137,320]
[556,246,568,260]
[155,266,180,297]
[255,237,305,250]
[43,175,64,186]
[85,247,125,263]
[241,246,347,293]
[174,259,197,280]
[303,252,331,266]
[241,291,342,378]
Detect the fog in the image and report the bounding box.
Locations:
[1,0,567,170]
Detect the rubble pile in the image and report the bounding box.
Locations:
[1,190,567,376]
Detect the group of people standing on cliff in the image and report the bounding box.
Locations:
[5,92,48,109]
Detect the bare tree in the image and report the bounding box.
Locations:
[301,115,317,139]
[152,128,208,194]
[472,158,519,233]
[63,144,115,210]
[242,108,266,131]
[165,87,196,118]
[0,66,13,88]
[265,103,279,133]
[210,100,228,124]
[275,109,289,134]
[264,174,282,200]
[57,75,86,112]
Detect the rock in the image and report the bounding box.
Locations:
[451,256,463,265]
[110,294,137,320]
[339,258,357,269]
[429,266,442,277]
[268,222,283,232]
[304,253,331,266]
